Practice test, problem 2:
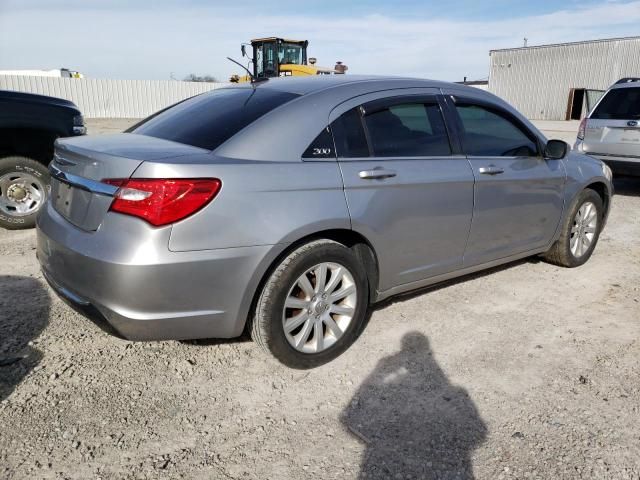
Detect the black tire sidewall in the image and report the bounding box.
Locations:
[562,189,604,267]
[259,242,369,369]
[0,156,50,230]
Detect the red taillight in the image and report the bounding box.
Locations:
[577,118,587,140]
[103,178,221,226]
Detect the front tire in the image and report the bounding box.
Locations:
[250,239,369,369]
[543,188,604,268]
[0,156,50,230]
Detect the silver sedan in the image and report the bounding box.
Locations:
[37,76,613,368]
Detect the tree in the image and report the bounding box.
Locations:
[184,73,218,83]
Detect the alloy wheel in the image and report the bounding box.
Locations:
[282,262,358,354]
[570,201,598,258]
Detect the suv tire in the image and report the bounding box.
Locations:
[0,156,50,230]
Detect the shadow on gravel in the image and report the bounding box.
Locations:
[342,332,487,480]
[0,276,49,402]
[613,176,640,197]
[180,332,252,347]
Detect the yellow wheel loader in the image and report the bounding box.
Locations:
[229,37,347,83]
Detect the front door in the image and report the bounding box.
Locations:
[447,98,565,267]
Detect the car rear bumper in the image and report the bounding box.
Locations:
[598,158,640,176]
[36,202,277,341]
[575,141,640,175]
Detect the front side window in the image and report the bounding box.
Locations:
[131,88,300,151]
[455,104,538,157]
[591,87,640,120]
[363,103,451,157]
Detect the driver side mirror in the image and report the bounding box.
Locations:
[241,45,247,57]
[544,139,568,160]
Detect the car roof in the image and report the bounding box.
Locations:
[221,75,456,96]
[610,82,640,90]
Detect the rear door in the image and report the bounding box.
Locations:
[332,92,475,291]
[583,85,640,157]
[444,95,565,267]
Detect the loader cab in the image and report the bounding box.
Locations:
[248,38,309,79]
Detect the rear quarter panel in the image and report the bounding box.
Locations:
[131,157,350,252]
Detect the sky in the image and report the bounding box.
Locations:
[1,0,639,82]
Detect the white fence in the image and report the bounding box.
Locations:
[0,76,227,118]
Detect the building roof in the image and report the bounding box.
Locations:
[490,35,640,54]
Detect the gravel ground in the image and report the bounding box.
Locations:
[1,119,639,479]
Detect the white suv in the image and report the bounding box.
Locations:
[575,78,640,176]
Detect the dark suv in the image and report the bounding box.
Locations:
[0,90,86,229]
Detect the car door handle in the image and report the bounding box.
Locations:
[478,165,505,175]
[359,168,397,180]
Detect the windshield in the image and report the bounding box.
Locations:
[131,88,300,151]
[278,43,304,65]
[591,87,640,119]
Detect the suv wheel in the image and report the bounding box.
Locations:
[251,239,369,369]
[543,188,604,268]
[0,156,50,230]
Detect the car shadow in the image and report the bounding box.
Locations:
[613,176,640,197]
[0,276,49,402]
[341,332,487,479]
[180,332,252,347]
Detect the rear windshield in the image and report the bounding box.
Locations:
[591,87,640,120]
[130,88,300,150]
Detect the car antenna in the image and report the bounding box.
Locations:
[226,57,268,84]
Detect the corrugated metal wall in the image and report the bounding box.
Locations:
[0,76,226,118]
[488,37,640,120]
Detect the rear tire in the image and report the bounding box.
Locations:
[250,239,369,369]
[0,156,50,230]
[542,188,603,268]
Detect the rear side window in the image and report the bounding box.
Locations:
[331,108,369,158]
[302,127,334,159]
[131,88,300,151]
[591,87,640,120]
[455,104,538,157]
[363,103,451,157]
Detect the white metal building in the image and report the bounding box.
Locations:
[488,36,640,120]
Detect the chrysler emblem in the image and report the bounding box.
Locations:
[628,120,638,127]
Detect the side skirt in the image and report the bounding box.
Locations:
[374,246,549,303]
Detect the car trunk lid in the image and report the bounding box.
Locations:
[50,133,208,231]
